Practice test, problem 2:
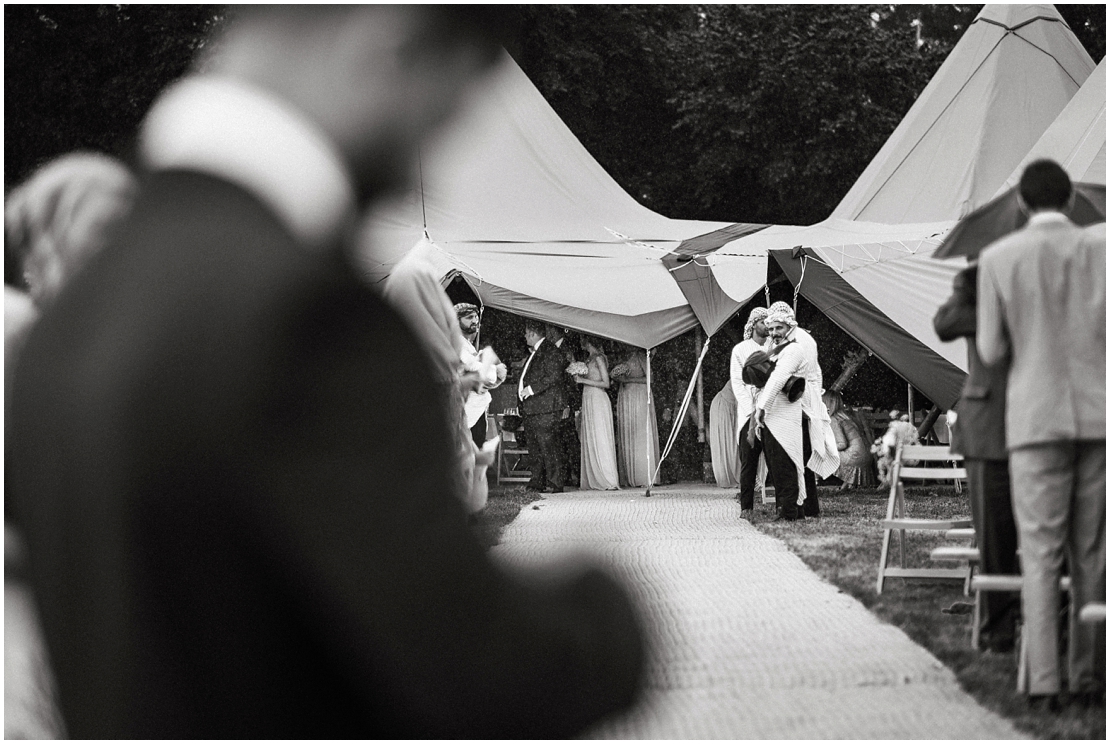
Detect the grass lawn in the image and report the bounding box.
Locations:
[470,484,543,550]
[754,485,1105,740]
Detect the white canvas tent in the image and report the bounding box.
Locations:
[702,4,1097,409]
[998,57,1106,191]
[357,52,763,350]
[830,4,1094,224]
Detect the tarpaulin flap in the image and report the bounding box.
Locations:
[770,247,965,410]
[463,277,700,350]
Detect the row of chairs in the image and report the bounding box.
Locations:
[876,443,1105,691]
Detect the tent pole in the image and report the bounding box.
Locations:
[907,383,914,424]
[645,348,653,497]
[695,329,705,444]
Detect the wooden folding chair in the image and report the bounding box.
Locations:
[494,412,531,485]
[876,444,973,594]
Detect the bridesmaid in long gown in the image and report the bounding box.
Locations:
[574,337,620,490]
[709,382,741,487]
[615,348,660,487]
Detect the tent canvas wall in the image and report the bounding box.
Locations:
[356,51,769,350]
[701,5,1097,409]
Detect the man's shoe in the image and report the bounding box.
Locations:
[740,509,754,521]
[542,486,564,493]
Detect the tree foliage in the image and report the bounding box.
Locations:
[5,5,228,189]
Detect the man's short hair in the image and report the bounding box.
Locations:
[1019,159,1072,211]
[523,320,545,336]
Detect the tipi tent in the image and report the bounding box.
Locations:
[997,57,1106,190]
[705,4,1097,409]
[357,52,763,349]
[830,4,1094,223]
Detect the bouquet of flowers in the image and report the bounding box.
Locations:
[870,411,919,487]
[609,362,630,380]
[566,361,589,377]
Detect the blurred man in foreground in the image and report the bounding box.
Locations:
[10,6,643,738]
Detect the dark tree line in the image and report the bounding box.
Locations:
[5,5,1106,443]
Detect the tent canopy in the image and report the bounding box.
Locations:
[831,4,1094,224]
[358,52,747,349]
[998,57,1106,192]
[706,4,1097,408]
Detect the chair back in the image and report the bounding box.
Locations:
[895,444,967,481]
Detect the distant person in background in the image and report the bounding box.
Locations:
[519,321,570,493]
[613,347,660,487]
[455,302,507,447]
[10,7,644,737]
[731,306,770,519]
[760,301,839,518]
[821,390,875,491]
[547,325,582,488]
[708,382,741,488]
[574,335,620,490]
[978,160,1105,708]
[933,261,1019,653]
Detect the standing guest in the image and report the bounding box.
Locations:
[9,7,644,738]
[708,383,741,488]
[730,307,771,519]
[574,335,620,490]
[614,347,660,487]
[933,263,1019,653]
[978,159,1105,709]
[519,321,570,493]
[756,302,839,518]
[456,302,507,447]
[547,325,581,488]
[821,391,876,491]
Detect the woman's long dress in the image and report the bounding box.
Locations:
[709,383,741,487]
[616,353,660,487]
[579,356,620,490]
[833,411,876,488]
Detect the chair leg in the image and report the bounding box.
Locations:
[1016,623,1028,693]
[877,527,893,595]
[971,589,981,650]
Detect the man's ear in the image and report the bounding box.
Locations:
[1016,191,1030,217]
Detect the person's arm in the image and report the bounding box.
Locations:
[933,266,977,341]
[832,417,849,451]
[755,343,804,411]
[976,257,1009,366]
[576,356,610,389]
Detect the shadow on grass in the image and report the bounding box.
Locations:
[753,486,1105,740]
[469,484,543,550]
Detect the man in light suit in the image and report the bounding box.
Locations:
[10,7,643,737]
[520,321,570,492]
[934,265,1019,653]
[978,160,1105,708]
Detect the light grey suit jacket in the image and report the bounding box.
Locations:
[977,214,1105,449]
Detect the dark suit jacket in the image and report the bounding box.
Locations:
[10,171,642,739]
[520,338,569,418]
[933,265,1007,459]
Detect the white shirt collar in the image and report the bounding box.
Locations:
[532,338,545,352]
[139,76,356,247]
[1027,211,1069,226]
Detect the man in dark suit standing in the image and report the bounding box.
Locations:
[9,7,643,738]
[520,321,569,492]
[547,325,582,488]
[934,265,1019,653]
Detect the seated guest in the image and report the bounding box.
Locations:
[822,391,876,490]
